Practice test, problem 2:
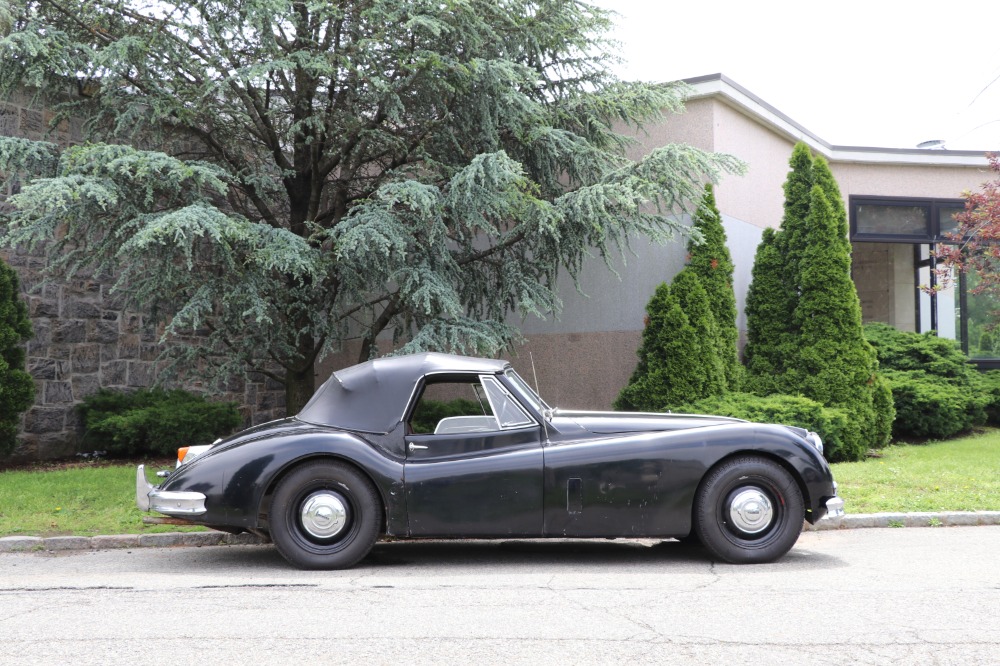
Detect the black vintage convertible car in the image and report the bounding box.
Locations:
[136,352,843,569]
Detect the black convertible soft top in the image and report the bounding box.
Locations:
[297,352,510,433]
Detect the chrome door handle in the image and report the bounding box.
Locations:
[408,443,428,452]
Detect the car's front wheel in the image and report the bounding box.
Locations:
[693,455,804,564]
[270,461,382,570]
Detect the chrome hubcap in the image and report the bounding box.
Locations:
[300,492,348,539]
[728,488,773,534]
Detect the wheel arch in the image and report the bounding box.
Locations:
[692,449,811,528]
[257,453,391,534]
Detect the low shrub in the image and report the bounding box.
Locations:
[880,369,982,440]
[864,323,987,440]
[975,370,1000,426]
[675,392,863,463]
[78,388,242,457]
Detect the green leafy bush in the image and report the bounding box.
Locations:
[78,388,242,457]
[974,370,1000,426]
[880,370,980,440]
[864,323,988,440]
[676,392,861,462]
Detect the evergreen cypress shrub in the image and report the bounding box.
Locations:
[742,228,787,394]
[78,388,242,457]
[615,275,720,411]
[744,143,813,394]
[743,143,894,459]
[0,256,35,457]
[794,185,890,458]
[688,184,743,390]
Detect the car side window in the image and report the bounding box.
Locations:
[408,380,497,435]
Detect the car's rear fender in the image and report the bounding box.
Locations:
[158,428,406,533]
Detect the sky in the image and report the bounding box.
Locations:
[589,0,1000,151]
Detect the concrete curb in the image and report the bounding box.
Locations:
[2,512,1000,553]
[802,510,1000,531]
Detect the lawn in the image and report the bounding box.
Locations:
[0,460,206,537]
[1,431,999,537]
[831,429,1000,513]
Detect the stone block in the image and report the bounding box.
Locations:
[43,536,92,551]
[23,407,66,434]
[43,381,74,404]
[19,108,44,134]
[35,433,76,459]
[0,105,17,137]
[92,535,141,550]
[52,320,86,344]
[71,374,100,399]
[118,334,140,360]
[88,319,119,344]
[29,296,59,318]
[122,314,141,334]
[126,361,155,387]
[71,344,100,373]
[140,343,161,362]
[101,360,127,386]
[0,536,44,553]
[28,358,57,380]
[64,300,101,319]
[47,345,71,361]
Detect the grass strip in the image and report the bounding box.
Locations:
[0,461,205,537]
[832,429,1000,513]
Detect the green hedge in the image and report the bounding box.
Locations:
[880,369,984,440]
[78,388,242,457]
[864,323,990,440]
[676,392,861,463]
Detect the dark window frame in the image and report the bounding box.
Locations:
[850,195,1000,368]
[849,195,965,243]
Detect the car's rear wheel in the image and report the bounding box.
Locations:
[270,461,382,570]
[693,455,803,564]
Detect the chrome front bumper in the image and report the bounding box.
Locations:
[825,496,845,519]
[135,465,208,516]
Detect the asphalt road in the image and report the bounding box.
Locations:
[2,527,999,665]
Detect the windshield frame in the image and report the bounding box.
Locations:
[504,369,550,413]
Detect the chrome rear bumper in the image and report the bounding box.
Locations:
[136,465,208,516]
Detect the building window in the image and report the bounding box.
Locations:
[850,196,964,242]
[849,195,998,366]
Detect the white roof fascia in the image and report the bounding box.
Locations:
[683,73,989,168]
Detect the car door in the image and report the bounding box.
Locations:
[403,374,544,537]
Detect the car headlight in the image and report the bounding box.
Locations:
[177,444,214,468]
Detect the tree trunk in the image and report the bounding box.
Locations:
[285,362,317,416]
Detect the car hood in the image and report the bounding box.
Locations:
[552,410,746,435]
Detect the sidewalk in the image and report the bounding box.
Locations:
[2,511,1000,553]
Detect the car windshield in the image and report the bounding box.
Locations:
[505,370,550,413]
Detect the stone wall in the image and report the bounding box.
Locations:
[1,91,286,461]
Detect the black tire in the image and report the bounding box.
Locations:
[693,455,804,564]
[270,461,382,570]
